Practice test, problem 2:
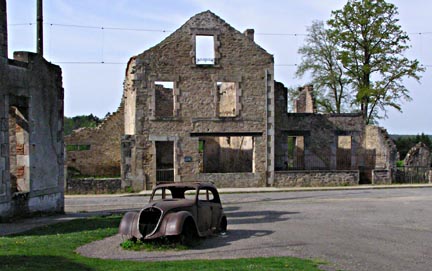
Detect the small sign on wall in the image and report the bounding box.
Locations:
[184,156,193,162]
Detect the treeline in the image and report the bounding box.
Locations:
[391,133,432,160]
[64,114,102,136]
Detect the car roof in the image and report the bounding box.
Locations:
[153,182,217,190]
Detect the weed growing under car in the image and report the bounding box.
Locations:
[120,238,189,251]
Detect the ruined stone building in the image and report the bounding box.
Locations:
[121,11,275,190]
[65,104,124,178]
[0,0,64,220]
[65,11,398,190]
[274,85,397,186]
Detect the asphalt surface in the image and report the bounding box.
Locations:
[70,188,432,271]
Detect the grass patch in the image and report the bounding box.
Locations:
[0,215,327,271]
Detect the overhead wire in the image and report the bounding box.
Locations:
[7,22,432,68]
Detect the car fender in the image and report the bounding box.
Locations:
[163,211,195,236]
[118,211,143,239]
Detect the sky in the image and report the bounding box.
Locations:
[5,0,432,134]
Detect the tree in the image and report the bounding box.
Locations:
[297,0,424,123]
[63,114,102,135]
[328,0,424,124]
[296,21,351,113]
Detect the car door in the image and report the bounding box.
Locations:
[196,188,213,234]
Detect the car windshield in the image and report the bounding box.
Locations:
[151,187,197,201]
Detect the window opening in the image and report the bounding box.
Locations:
[196,35,215,65]
[155,141,174,182]
[286,136,305,170]
[199,136,253,173]
[154,81,174,117]
[337,136,352,170]
[217,82,237,117]
[66,144,91,151]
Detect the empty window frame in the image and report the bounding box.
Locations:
[195,35,215,65]
[199,136,253,173]
[155,141,174,183]
[337,135,352,170]
[286,136,305,170]
[217,82,237,117]
[154,81,174,117]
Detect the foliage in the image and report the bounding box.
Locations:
[64,114,102,136]
[296,21,351,113]
[392,133,432,159]
[120,238,188,251]
[297,0,424,123]
[0,215,327,271]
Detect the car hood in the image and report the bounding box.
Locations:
[143,199,195,212]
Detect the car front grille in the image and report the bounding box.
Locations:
[138,207,162,237]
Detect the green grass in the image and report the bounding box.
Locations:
[0,215,327,271]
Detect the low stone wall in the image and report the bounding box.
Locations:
[193,173,263,188]
[430,170,432,184]
[66,178,122,194]
[274,170,359,187]
[372,169,392,185]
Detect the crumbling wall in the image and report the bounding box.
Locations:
[1,50,64,220]
[122,11,274,190]
[65,103,124,177]
[294,85,316,113]
[361,126,398,184]
[275,82,364,172]
[404,142,431,167]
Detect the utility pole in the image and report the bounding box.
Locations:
[36,0,43,55]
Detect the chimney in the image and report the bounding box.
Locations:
[36,0,43,55]
[244,29,254,42]
[0,0,7,58]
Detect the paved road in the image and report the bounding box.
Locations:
[73,188,432,271]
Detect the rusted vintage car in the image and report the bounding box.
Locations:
[119,182,227,242]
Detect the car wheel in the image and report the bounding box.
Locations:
[219,216,227,233]
[179,218,198,246]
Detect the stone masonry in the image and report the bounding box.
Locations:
[0,0,64,220]
[404,142,431,167]
[274,83,397,186]
[65,103,124,177]
[121,11,275,190]
[64,10,398,190]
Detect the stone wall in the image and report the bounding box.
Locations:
[194,173,262,188]
[0,49,64,220]
[65,103,124,177]
[274,82,365,172]
[294,85,315,113]
[66,178,122,194]
[0,0,7,58]
[362,126,398,169]
[404,142,431,167]
[372,169,392,184]
[122,11,274,190]
[274,171,359,187]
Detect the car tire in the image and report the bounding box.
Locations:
[219,216,227,233]
[179,218,198,246]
